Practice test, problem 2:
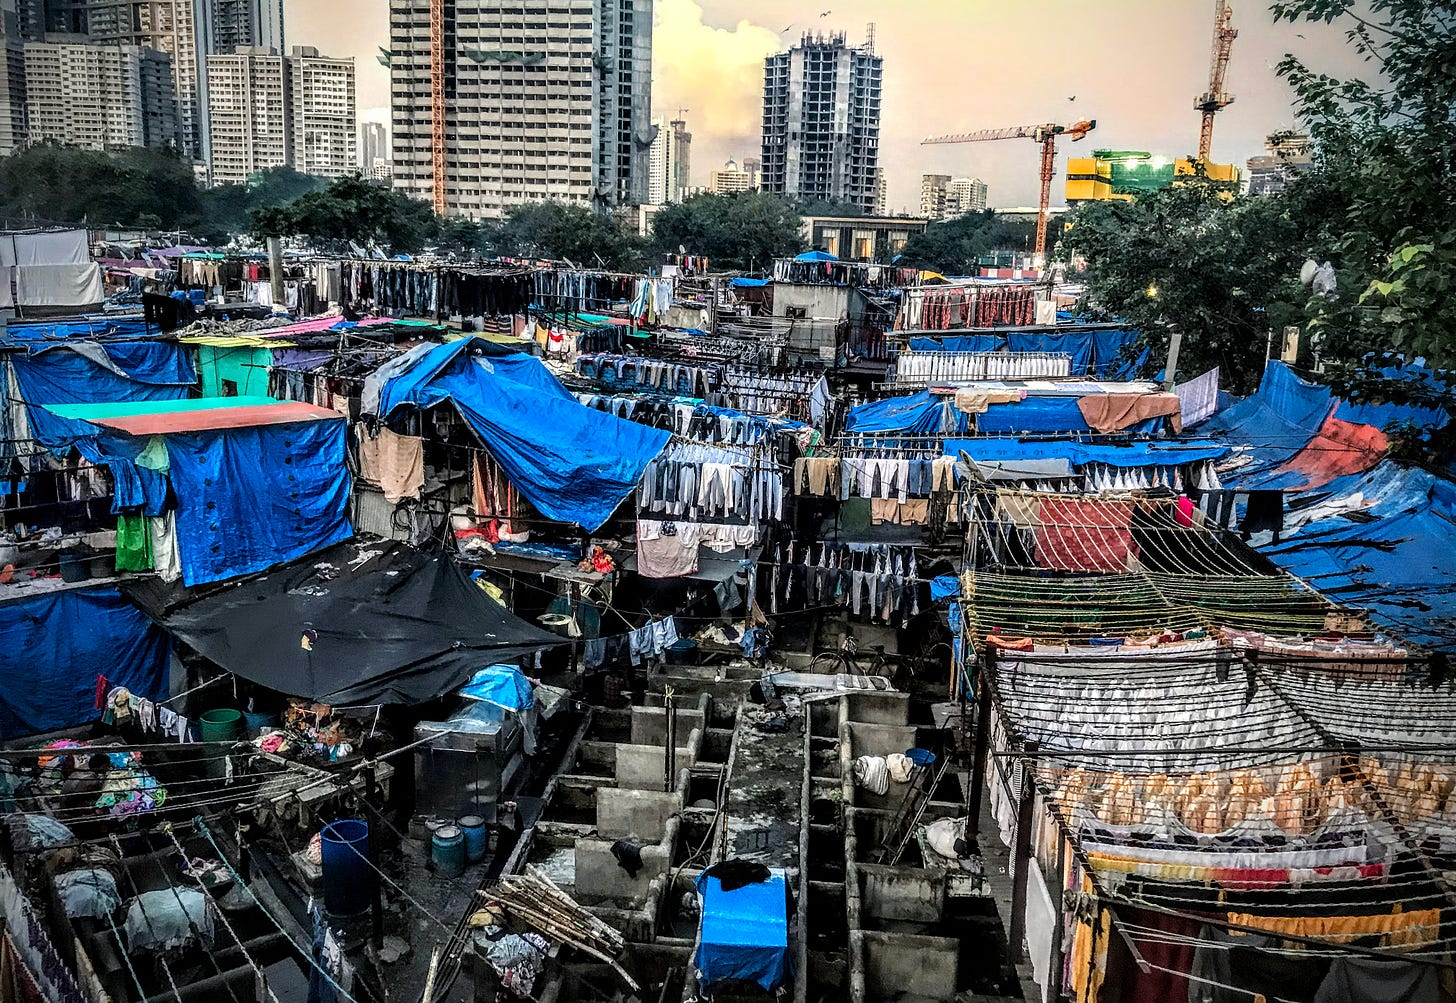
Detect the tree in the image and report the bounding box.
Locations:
[897,211,1037,276]
[196,167,330,242]
[1063,178,1323,393]
[1270,0,1456,370]
[251,174,442,253]
[650,192,803,271]
[0,144,203,230]
[490,202,644,269]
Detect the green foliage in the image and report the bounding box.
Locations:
[650,192,803,271]
[196,167,330,242]
[1065,1,1456,401]
[1269,0,1456,369]
[251,174,440,253]
[1064,178,1328,393]
[896,211,1037,276]
[0,144,203,229]
[489,202,644,269]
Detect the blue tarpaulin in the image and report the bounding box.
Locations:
[908,334,1006,354]
[795,250,837,262]
[943,438,1229,469]
[378,339,669,530]
[695,869,791,992]
[1331,361,1452,433]
[458,664,534,711]
[8,341,196,449]
[165,418,353,586]
[730,277,770,288]
[907,327,1147,379]
[845,392,968,436]
[1263,461,1456,650]
[0,587,169,739]
[1202,362,1337,490]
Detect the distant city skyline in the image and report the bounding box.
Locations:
[285,0,1362,212]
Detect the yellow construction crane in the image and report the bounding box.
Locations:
[1195,0,1238,162]
[921,120,1096,261]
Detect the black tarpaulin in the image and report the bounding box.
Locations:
[127,541,566,705]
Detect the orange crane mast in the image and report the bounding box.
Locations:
[921,120,1096,261]
[1195,0,1238,162]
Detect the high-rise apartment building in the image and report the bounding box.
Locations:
[761,31,882,213]
[200,0,281,55]
[206,44,355,185]
[15,0,86,38]
[708,158,752,195]
[647,115,690,204]
[23,38,177,150]
[874,166,887,216]
[85,0,200,156]
[360,120,389,176]
[290,45,354,178]
[921,174,949,219]
[205,45,285,184]
[389,0,653,219]
[946,176,987,216]
[0,4,29,155]
[921,173,987,220]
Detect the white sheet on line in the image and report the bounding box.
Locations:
[15,263,104,308]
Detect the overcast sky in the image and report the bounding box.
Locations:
[286,0,1363,211]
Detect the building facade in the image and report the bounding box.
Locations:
[921,174,987,219]
[647,115,690,204]
[708,158,751,195]
[200,0,282,55]
[289,45,354,178]
[206,44,354,185]
[946,176,987,216]
[761,30,882,213]
[1246,131,1313,196]
[389,0,652,218]
[360,119,388,176]
[84,0,200,156]
[24,38,177,150]
[205,45,286,183]
[920,174,949,219]
[802,214,928,261]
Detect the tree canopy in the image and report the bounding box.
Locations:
[251,174,441,252]
[0,144,203,231]
[1064,0,1456,404]
[649,192,803,271]
[896,211,1037,276]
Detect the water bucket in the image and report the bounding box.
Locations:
[667,638,698,665]
[320,820,373,918]
[432,825,466,878]
[199,708,244,743]
[458,815,487,863]
[59,546,90,583]
[906,748,936,769]
[242,711,278,734]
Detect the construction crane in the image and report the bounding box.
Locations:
[1195,0,1238,162]
[921,120,1096,261]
